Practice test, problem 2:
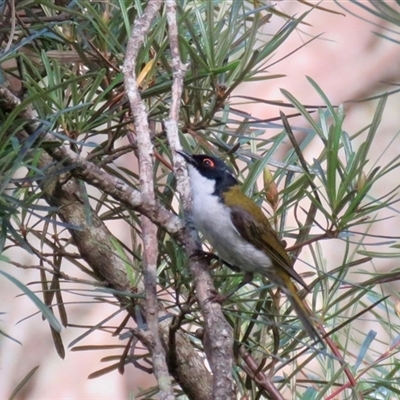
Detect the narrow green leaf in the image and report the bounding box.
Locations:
[8,366,40,400]
[354,330,376,372]
[0,270,62,332]
[68,307,125,348]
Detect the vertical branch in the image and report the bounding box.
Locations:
[164,0,190,203]
[164,1,235,398]
[122,1,174,399]
[165,0,185,123]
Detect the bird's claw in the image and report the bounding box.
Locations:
[190,249,219,264]
[206,289,228,305]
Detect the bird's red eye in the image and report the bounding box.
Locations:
[203,158,215,168]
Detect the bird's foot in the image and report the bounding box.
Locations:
[190,249,219,264]
[206,289,228,305]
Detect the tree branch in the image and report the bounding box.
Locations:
[163,1,235,398]
[122,1,174,398]
[0,83,183,235]
[0,84,213,398]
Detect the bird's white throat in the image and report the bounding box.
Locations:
[187,164,216,197]
[187,164,230,237]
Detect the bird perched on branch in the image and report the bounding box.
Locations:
[177,150,323,344]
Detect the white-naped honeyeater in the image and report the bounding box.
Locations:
[177,150,323,344]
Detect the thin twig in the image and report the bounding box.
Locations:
[239,346,285,400]
[4,0,16,52]
[9,261,106,287]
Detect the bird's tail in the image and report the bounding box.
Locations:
[284,280,324,345]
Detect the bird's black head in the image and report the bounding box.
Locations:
[177,151,238,194]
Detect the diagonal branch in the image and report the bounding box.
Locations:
[0,84,183,236]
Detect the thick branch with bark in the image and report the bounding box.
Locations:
[0,83,214,398]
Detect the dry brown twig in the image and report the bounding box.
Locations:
[239,347,284,400]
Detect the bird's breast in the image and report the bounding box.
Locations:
[191,191,273,273]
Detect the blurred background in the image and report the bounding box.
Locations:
[1,1,400,398]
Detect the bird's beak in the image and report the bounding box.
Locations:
[176,150,195,165]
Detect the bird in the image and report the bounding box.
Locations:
[177,150,323,344]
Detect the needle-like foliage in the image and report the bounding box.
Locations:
[1,1,400,399]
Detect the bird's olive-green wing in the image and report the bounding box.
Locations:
[225,196,309,292]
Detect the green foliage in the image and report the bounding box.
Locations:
[1,0,400,399]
